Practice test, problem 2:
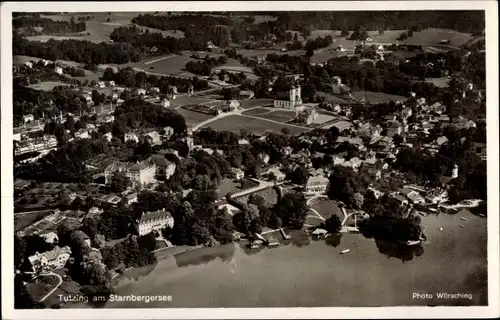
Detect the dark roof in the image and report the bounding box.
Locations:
[139,209,172,224]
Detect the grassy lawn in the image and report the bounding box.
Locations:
[305,215,324,227]
[28,81,72,91]
[203,114,306,135]
[349,91,408,104]
[238,99,273,109]
[311,200,342,221]
[177,108,214,127]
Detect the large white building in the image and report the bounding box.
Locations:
[137,209,174,236]
[28,246,72,273]
[274,85,305,111]
[305,175,329,195]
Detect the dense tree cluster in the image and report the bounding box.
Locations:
[13,34,142,65]
[271,11,484,34]
[185,55,228,76]
[13,15,86,34]
[101,234,157,270]
[102,66,209,92]
[110,25,182,54]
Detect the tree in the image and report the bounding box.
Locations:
[138,233,157,251]
[110,171,131,193]
[273,193,309,229]
[289,166,309,185]
[92,234,106,249]
[350,192,364,210]
[324,215,342,234]
[281,127,290,135]
[378,29,385,35]
[14,235,26,267]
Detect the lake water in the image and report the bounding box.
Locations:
[102,210,487,308]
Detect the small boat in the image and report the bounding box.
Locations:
[406,240,421,246]
[268,242,281,248]
[460,217,468,221]
[460,225,465,229]
[439,227,443,231]
[428,208,438,213]
[340,249,350,254]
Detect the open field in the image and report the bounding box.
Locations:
[238,99,273,109]
[176,109,215,127]
[28,13,183,43]
[349,91,408,104]
[310,113,336,124]
[311,200,342,221]
[218,178,259,198]
[202,115,306,135]
[28,81,71,91]
[425,77,451,88]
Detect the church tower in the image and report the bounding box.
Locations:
[452,164,459,178]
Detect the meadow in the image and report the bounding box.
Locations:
[202,114,306,135]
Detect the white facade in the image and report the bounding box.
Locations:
[54,67,63,75]
[23,114,35,123]
[274,86,304,110]
[137,209,174,236]
[124,133,139,143]
[28,246,71,273]
[230,168,245,180]
[305,176,329,195]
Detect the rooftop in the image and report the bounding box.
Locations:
[139,209,173,224]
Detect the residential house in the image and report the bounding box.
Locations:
[358,123,382,140]
[473,142,487,161]
[366,167,382,180]
[111,93,119,101]
[74,230,91,247]
[273,85,305,111]
[150,87,160,94]
[108,80,115,87]
[136,209,174,236]
[386,120,404,136]
[116,98,125,106]
[400,106,413,119]
[23,114,35,123]
[305,175,329,195]
[28,246,72,273]
[217,203,241,216]
[367,186,385,199]
[54,67,63,75]
[230,167,245,180]
[145,131,161,145]
[282,146,294,156]
[124,132,139,143]
[39,231,59,244]
[97,81,106,88]
[136,88,146,96]
[336,136,364,150]
[148,155,176,180]
[158,148,179,159]
[401,188,425,204]
[25,61,33,68]
[87,206,104,218]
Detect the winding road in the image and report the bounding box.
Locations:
[30,271,63,303]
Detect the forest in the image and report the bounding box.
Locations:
[13,15,86,34]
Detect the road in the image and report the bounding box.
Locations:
[30,271,63,303]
